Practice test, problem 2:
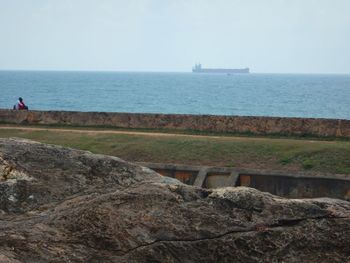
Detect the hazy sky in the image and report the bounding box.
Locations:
[0,0,349,73]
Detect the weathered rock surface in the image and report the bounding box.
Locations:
[0,138,349,262]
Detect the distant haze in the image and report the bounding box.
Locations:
[0,0,349,74]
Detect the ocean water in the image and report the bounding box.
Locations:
[0,71,350,119]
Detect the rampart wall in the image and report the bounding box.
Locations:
[1,109,350,138]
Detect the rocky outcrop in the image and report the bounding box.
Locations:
[1,109,350,137]
[0,138,349,262]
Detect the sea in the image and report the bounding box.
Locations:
[1,71,350,120]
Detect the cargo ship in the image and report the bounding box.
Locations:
[192,63,250,74]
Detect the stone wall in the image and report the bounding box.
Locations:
[1,109,350,137]
[137,162,350,200]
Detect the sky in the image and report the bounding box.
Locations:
[0,0,349,73]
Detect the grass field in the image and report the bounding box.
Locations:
[1,126,350,175]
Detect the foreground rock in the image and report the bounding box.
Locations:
[0,138,349,262]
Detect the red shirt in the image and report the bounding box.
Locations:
[18,101,25,110]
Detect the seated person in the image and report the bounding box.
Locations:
[13,97,28,110]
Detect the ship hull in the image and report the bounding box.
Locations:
[192,68,250,74]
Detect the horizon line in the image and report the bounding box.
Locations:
[0,68,349,75]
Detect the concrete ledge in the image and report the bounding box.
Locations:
[193,167,209,187]
[136,162,350,200]
[1,109,350,138]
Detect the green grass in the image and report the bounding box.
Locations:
[2,123,350,142]
[1,127,350,175]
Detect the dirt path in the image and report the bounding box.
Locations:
[0,125,337,144]
[0,125,265,141]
